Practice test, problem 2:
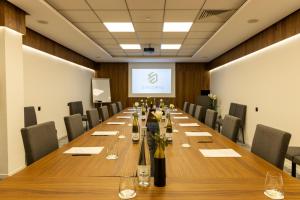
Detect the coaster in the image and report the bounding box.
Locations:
[181,143,191,148]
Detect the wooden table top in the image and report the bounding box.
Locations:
[1,108,300,199]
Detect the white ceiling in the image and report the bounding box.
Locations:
[7,0,300,63]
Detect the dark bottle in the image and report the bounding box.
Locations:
[132,113,139,143]
[165,114,173,143]
[154,143,166,187]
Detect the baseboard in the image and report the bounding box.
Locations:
[0,165,26,179]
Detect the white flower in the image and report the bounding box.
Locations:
[213,95,217,100]
[160,98,163,102]
[134,102,139,107]
[208,93,213,98]
[152,110,163,120]
[140,99,144,102]
[169,104,175,109]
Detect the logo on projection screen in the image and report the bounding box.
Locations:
[148,72,158,84]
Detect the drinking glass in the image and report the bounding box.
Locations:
[118,176,137,199]
[181,135,191,148]
[137,165,150,187]
[264,171,284,199]
[106,141,118,160]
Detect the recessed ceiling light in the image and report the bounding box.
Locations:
[247,19,259,24]
[37,20,48,24]
[161,44,181,50]
[120,44,141,49]
[163,22,193,32]
[103,22,135,32]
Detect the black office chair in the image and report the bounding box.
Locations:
[110,103,118,115]
[251,124,291,169]
[221,115,240,142]
[188,103,195,116]
[193,105,203,121]
[21,121,58,165]
[98,106,110,121]
[183,101,189,113]
[87,109,100,129]
[64,114,85,141]
[204,109,217,129]
[285,146,300,177]
[217,103,247,143]
[116,101,123,112]
[67,101,88,130]
[24,106,37,127]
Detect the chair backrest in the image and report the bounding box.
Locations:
[251,124,291,169]
[67,101,84,116]
[194,105,203,121]
[183,101,189,113]
[221,115,240,142]
[110,103,118,115]
[188,103,195,115]
[64,114,84,142]
[21,121,58,165]
[98,106,109,121]
[24,106,37,127]
[87,109,100,129]
[228,103,247,128]
[116,101,123,112]
[204,109,217,129]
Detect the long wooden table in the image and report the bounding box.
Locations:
[0,108,300,199]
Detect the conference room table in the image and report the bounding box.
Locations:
[0,108,300,199]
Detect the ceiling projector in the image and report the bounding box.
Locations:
[144,47,155,54]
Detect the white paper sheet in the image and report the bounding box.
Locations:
[170,112,183,115]
[92,131,118,136]
[199,149,241,157]
[106,122,126,125]
[123,111,134,114]
[127,108,136,111]
[173,116,189,119]
[64,147,104,155]
[185,132,212,137]
[179,123,200,127]
[117,116,131,119]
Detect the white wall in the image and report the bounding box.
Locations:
[23,46,95,139]
[210,33,300,146]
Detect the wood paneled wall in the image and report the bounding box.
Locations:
[95,63,210,109]
[0,1,26,34]
[208,9,300,70]
[23,29,95,69]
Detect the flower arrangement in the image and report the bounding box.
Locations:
[169,104,175,109]
[134,101,139,108]
[208,93,217,111]
[152,110,163,121]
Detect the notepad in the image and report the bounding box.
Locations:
[92,131,118,136]
[185,132,212,137]
[170,112,183,115]
[174,116,189,119]
[64,147,104,155]
[199,149,241,157]
[123,111,134,114]
[117,116,131,119]
[127,108,136,111]
[106,122,126,125]
[179,123,200,127]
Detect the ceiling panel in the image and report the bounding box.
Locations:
[87,0,127,10]
[127,0,165,10]
[111,32,137,38]
[130,10,164,22]
[73,22,107,31]
[46,0,89,10]
[137,32,161,38]
[164,10,199,21]
[134,23,162,32]
[139,38,162,44]
[162,32,187,38]
[187,31,215,38]
[183,38,206,45]
[116,38,139,43]
[165,0,205,9]
[161,38,184,43]
[203,0,246,10]
[60,10,99,22]
[190,22,223,31]
[95,10,131,22]
[85,31,112,39]
[95,38,118,45]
